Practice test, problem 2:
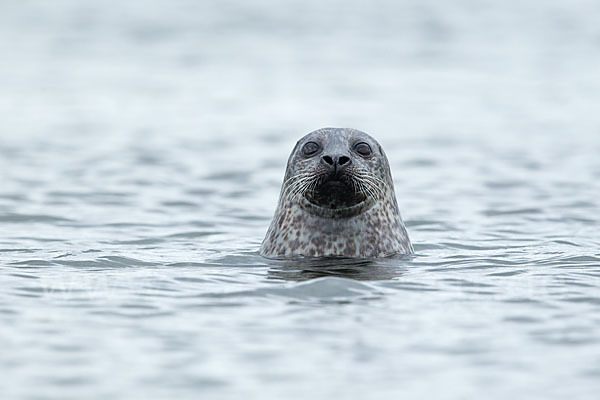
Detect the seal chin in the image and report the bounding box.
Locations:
[299,177,375,218]
[299,197,375,218]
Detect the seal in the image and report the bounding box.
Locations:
[260,127,413,258]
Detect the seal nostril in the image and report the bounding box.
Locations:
[322,156,334,166]
[338,156,350,166]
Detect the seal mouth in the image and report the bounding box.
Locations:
[305,176,365,209]
[300,173,374,218]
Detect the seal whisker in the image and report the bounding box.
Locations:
[350,169,385,200]
[362,181,378,201]
[282,172,315,199]
[363,176,385,200]
[289,173,320,200]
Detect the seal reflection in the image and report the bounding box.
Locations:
[266,256,409,282]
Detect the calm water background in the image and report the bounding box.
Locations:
[1,0,600,399]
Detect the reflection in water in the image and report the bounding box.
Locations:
[266,256,411,281]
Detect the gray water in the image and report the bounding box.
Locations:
[1,0,600,399]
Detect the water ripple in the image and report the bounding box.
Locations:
[0,213,74,223]
[1,1,600,399]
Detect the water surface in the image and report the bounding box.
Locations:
[1,1,600,399]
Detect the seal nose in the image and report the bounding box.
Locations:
[322,154,351,172]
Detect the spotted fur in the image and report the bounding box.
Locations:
[260,127,413,258]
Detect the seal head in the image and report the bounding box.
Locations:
[260,127,413,258]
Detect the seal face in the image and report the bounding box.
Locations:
[260,127,414,258]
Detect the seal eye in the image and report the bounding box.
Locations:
[354,142,372,157]
[302,141,320,157]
